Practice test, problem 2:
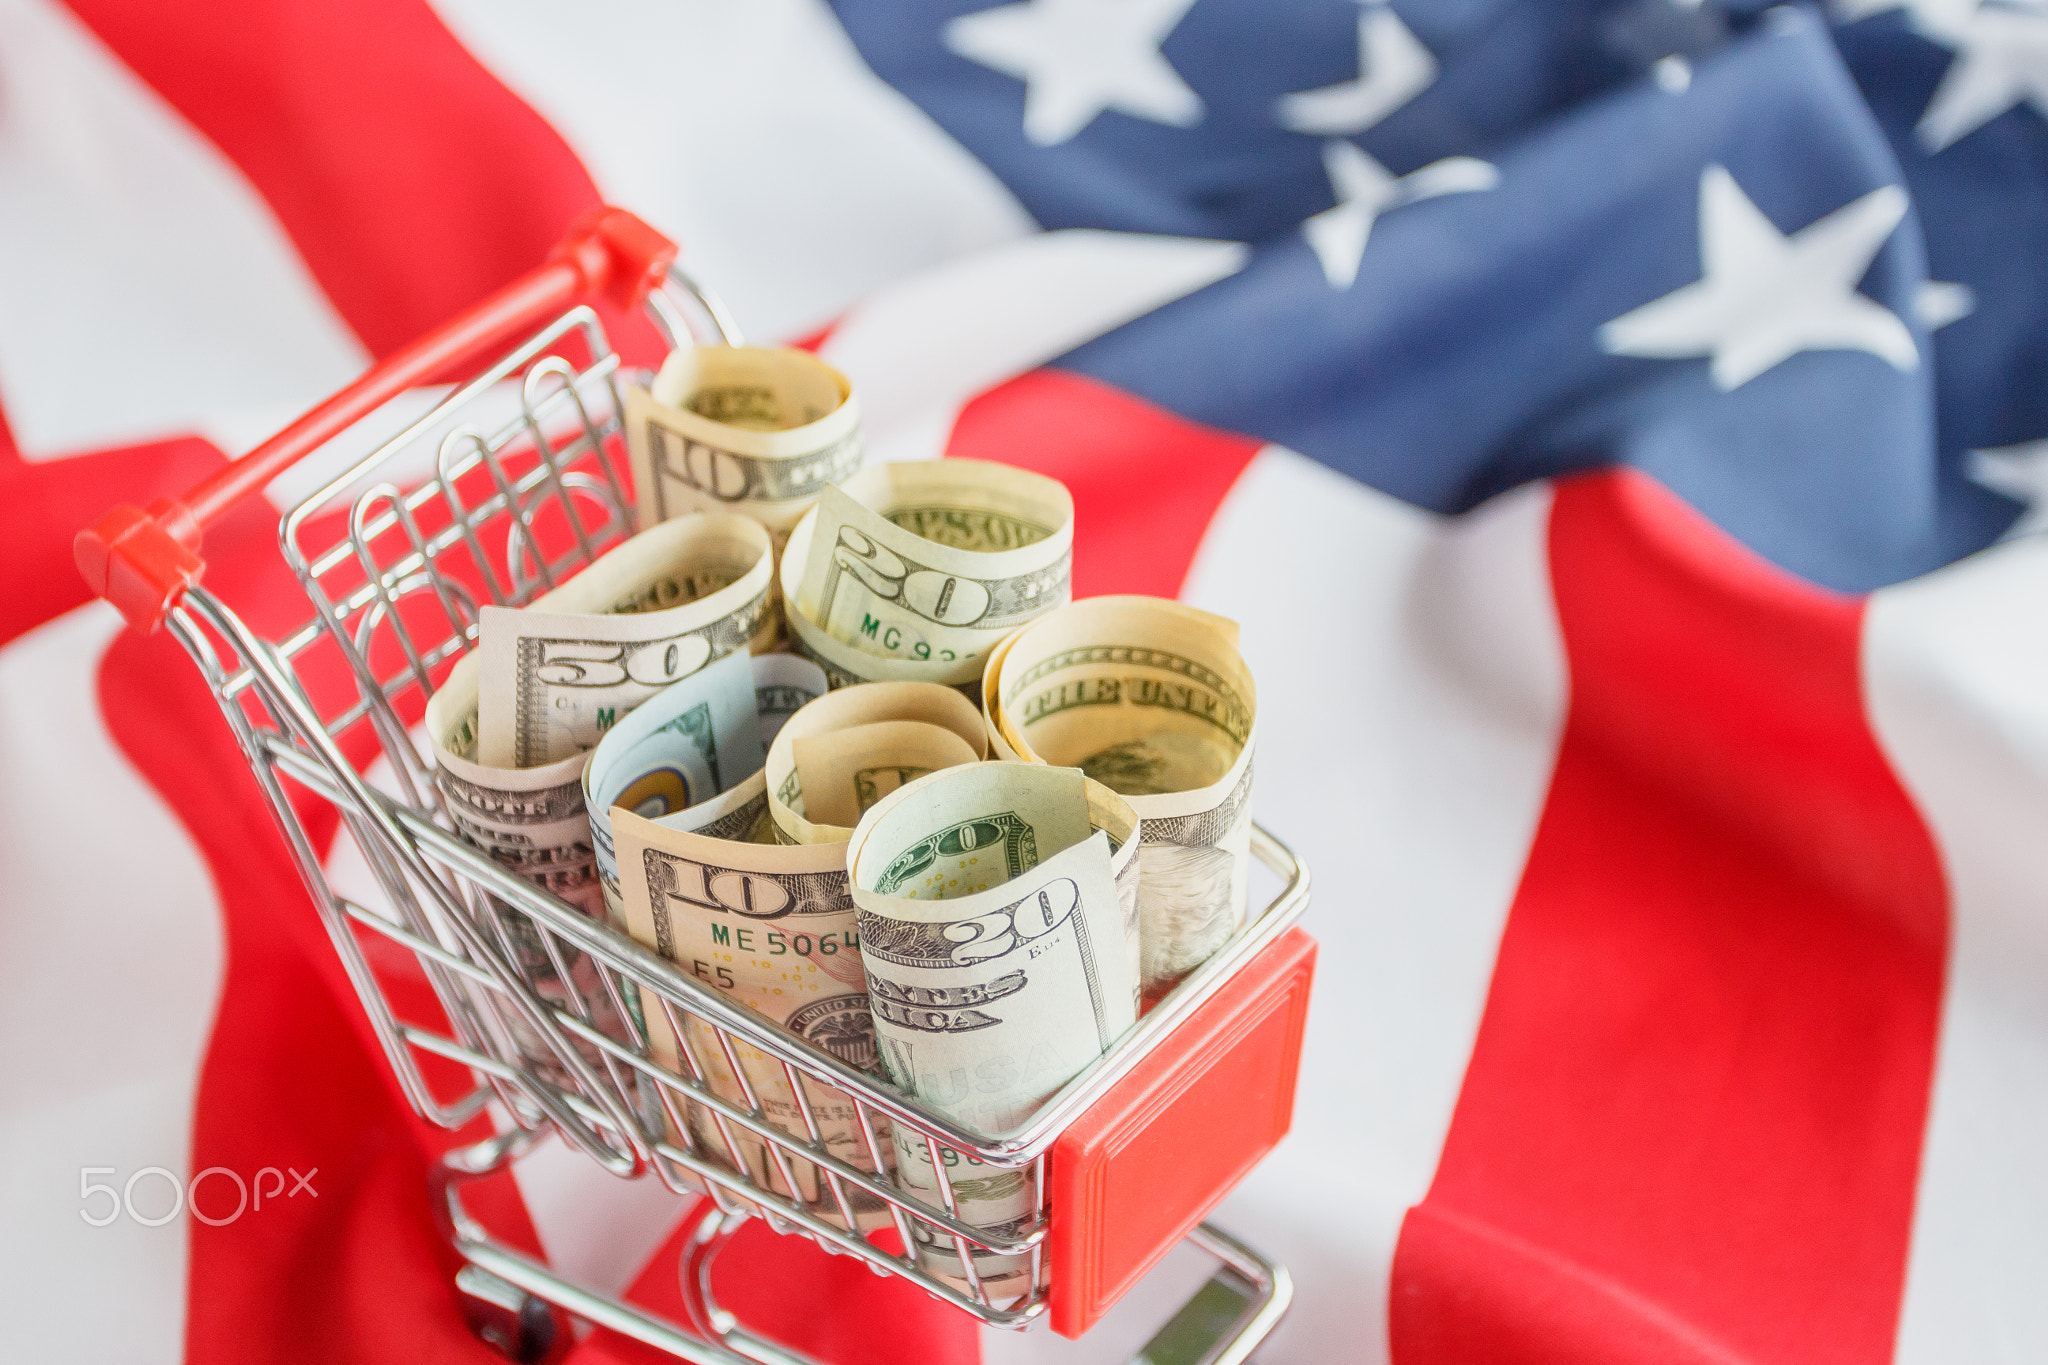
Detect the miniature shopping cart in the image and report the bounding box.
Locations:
[76,208,1317,1365]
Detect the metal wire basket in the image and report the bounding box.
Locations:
[76,208,1316,1365]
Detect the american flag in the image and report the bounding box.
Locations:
[3,1,2046,1362]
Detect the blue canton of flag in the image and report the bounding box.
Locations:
[1831,0,2048,537]
[827,0,2048,592]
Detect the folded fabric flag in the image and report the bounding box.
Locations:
[1,3,2043,1363]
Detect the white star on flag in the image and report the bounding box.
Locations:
[1275,2,1439,135]
[1968,437,2048,536]
[1599,165,1918,390]
[1833,0,2048,151]
[946,0,1205,146]
[1916,279,1978,328]
[1916,1,2048,150]
[1302,141,1498,289]
[1654,55,1695,94]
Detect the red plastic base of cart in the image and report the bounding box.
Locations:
[1048,926,1318,1339]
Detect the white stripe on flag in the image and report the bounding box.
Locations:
[0,0,366,460]
[1865,536,2048,1364]
[508,1134,695,1298]
[987,458,1568,1365]
[824,230,1247,464]
[427,0,1036,346]
[0,604,226,1364]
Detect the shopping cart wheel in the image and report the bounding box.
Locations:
[457,1263,569,1364]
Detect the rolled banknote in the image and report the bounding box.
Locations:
[609,777,886,1222]
[582,650,798,1194]
[624,346,863,541]
[780,521,966,691]
[786,460,1073,688]
[848,762,1140,1296]
[425,651,613,1085]
[477,512,774,768]
[764,682,990,846]
[984,597,1256,998]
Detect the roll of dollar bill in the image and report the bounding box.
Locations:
[611,797,886,1221]
[764,682,990,847]
[624,346,863,542]
[585,650,818,1187]
[425,651,614,1086]
[608,677,981,1225]
[983,596,1257,998]
[847,762,1140,1296]
[785,460,1073,688]
[477,512,775,768]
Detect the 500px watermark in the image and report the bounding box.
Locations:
[80,1166,317,1227]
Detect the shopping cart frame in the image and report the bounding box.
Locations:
[76,207,1314,1365]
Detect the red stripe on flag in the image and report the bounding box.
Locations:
[96,495,543,1365]
[945,368,1262,598]
[1389,470,1946,1364]
[0,409,225,646]
[61,0,616,363]
[787,321,839,353]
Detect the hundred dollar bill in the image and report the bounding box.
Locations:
[610,788,891,1225]
[787,460,1073,687]
[582,650,825,920]
[425,651,615,1085]
[847,763,1140,1295]
[583,648,764,927]
[985,597,1257,997]
[764,682,990,847]
[477,513,775,768]
[624,346,863,541]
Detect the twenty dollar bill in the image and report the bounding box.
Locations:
[847,763,1140,1295]
[787,460,1072,687]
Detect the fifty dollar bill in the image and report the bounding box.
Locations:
[478,512,774,768]
[425,650,614,1084]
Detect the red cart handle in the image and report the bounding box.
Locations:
[75,206,678,633]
